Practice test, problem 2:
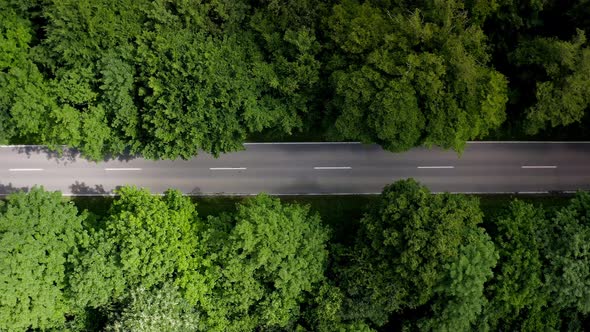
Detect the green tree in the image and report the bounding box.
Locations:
[512,30,590,134]
[338,179,497,329]
[326,0,508,152]
[0,4,59,146]
[248,0,325,135]
[71,187,208,309]
[419,239,497,331]
[480,200,559,331]
[106,283,201,332]
[202,194,330,331]
[544,192,590,314]
[0,187,86,331]
[134,26,255,159]
[35,0,315,160]
[300,281,377,332]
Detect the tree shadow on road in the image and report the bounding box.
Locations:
[12,145,80,165]
[69,181,110,195]
[10,146,140,164]
[101,148,139,163]
[0,182,29,195]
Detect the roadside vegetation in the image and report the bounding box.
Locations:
[1,0,589,330]
[1,0,589,160]
[0,181,587,331]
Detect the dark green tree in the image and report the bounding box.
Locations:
[512,30,590,134]
[337,179,497,329]
[248,0,326,135]
[544,192,590,314]
[326,0,508,152]
[480,200,559,331]
[36,0,314,160]
[300,281,377,332]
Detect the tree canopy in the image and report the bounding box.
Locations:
[544,192,590,314]
[70,187,207,309]
[105,283,201,332]
[512,30,590,134]
[479,200,558,331]
[0,187,86,331]
[0,0,325,160]
[336,179,497,329]
[2,0,590,156]
[201,194,330,331]
[327,0,508,152]
[0,183,589,331]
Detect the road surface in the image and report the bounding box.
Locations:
[1,142,589,195]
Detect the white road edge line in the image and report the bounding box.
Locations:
[313,166,352,170]
[244,142,361,145]
[467,141,590,144]
[209,167,247,170]
[43,191,584,197]
[1,141,589,148]
[104,168,142,171]
[521,165,557,169]
[0,145,68,148]
[417,166,455,169]
[8,168,43,171]
[1,190,583,197]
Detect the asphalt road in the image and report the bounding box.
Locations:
[1,142,589,195]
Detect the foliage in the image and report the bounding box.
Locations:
[512,30,590,134]
[201,194,330,331]
[0,187,86,331]
[3,0,590,155]
[70,187,207,308]
[337,179,497,328]
[1,0,323,160]
[419,238,497,331]
[544,192,590,314]
[326,0,508,152]
[480,200,558,330]
[0,4,59,146]
[248,0,325,133]
[1,181,590,330]
[105,283,201,332]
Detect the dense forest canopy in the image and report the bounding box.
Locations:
[1,182,589,331]
[1,0,589,159]
[2,1,590,330]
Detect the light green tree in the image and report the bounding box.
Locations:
[202,194,330,331]
[0,187,86,331]
[106,283,201,332]
[71,187,209,309]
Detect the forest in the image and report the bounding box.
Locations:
[1,0,589,160]
[2,0,590,331]
[0,180,588,331]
